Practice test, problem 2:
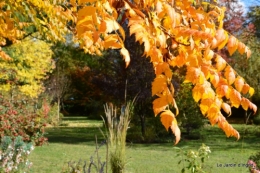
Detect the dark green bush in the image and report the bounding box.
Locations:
[253,114,260,125]
[45,102,64,126]
[175,83,205,138]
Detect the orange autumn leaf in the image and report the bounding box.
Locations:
[241,98,250,111]
[152,75,167,96]
[171,123,181,145]
[215,55,226,71]
[155,62,172,79]
[221,103,231,116]
[224,66,236,85]
[234,77,244,92]
[99,20,107,33]
[227,36,238,56]
[229,89,242,108]
[105,18,121,33]
[237,42,246,54]
[160,110,175,130]
[201,84,215,100]
[160,110,180,144]
[241,84,250,95]
[77,6,97,28]
[175,53,186,67]
[200,98,214,115]
[192,84,205,102]
[204,48,214,60]
[201,65,211,80]
[207,105,220,126]
[104,35,122,49]
[185,67,200,84]
[214,29,226,49]
[210,72,220,88]
[212,28,228,50]
[216,85,229,98]
[153,97,168,116]
[249,102,257,114]
[120,47,130,67]
[217,116,240,139]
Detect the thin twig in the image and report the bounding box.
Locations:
[95,135,100,172]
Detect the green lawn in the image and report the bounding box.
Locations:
[28,117,260,173]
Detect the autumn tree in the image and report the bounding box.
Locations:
[72,0,258,144]
[1,38,55,97]
[220,0,246,35]
[0,0,257,144]
[248,5,260,38]
[0,1,72,57]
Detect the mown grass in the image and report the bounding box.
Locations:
[28,117,260,173]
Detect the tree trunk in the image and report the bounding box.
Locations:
[57,97,60,122]
[140,114,146,138]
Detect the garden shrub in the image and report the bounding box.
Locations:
[175,83,205,137]
[0,91,49,146]
[248,152,260,172]
[42,102,63,126]
[175,143,211,173]
[253,114,260,125]
[0,136,34,173]
[126,125,144,143]
[127,116,174,143]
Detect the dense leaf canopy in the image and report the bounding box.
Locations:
[0,0,257,144]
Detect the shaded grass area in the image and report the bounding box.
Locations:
[29,117,260,173]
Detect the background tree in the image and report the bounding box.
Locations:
[221,0,246,35]
[248,5,260,38]
[1,38,54,97]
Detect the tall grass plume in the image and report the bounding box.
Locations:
[103,100,135,173]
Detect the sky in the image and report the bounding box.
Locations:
[241,0,260,11]
[245,0,260,6]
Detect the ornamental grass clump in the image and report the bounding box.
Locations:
[103,100,134,173]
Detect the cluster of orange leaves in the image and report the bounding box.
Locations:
[73,0,257,144]
[1,0,256,144]
[0,0,72,60]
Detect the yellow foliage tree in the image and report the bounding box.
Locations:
[0,0,257,144]
[1,38,55,97]
[0,0,72,59]
[0,0,73,96]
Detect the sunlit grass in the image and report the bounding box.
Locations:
[28,118,260,173]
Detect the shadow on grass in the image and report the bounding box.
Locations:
[45,127,106,144]
[45,121,260,152]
